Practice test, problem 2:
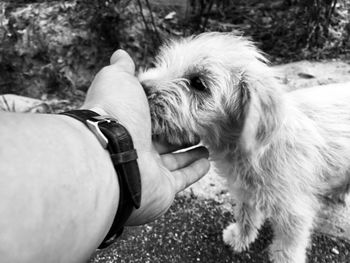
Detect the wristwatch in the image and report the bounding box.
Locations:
[60,110,141,249]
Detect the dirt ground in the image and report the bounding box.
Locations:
[89,60,350,262]
[90,197,350,263]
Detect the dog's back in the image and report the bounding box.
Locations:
[288,82,350,201]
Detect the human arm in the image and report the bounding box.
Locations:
[0,50,210,263]
[0,111,118,263]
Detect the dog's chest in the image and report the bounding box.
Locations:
[214,155,261,196]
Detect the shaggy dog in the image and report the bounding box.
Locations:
[138,32,350,263]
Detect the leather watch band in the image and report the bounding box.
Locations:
[60,110,141,249]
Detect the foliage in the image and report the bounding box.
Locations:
[0,0,348,101]
[151,0,350,62]
[0,0,148,101]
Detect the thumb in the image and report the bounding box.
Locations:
[110,49,135,75]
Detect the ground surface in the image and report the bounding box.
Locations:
[90,197,350,263]
[89,61,350,262]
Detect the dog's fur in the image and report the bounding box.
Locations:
[138,32,350,263]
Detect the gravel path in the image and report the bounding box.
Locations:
[90,196,350,263]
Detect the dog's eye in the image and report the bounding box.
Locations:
[189,76,206,91]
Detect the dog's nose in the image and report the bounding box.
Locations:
[141,80,154,97]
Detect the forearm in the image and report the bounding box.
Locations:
[0,112,119,263]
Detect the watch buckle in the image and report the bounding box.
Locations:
[86,116,116,148]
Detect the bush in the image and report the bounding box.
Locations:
[0,0,348,101]
[0,0,149,100]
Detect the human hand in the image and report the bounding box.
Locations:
[82,50,210,226]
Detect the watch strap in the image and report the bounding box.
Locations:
[60,110,141,249]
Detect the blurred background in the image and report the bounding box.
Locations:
[0,0,349,110]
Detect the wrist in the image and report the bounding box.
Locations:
[59,110,142,248]
[55,113,121,246]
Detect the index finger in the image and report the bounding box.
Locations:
[161,146,209,171]
[153,136,198,154]
[153,140,191,154]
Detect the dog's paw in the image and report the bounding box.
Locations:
[222,223,250,253]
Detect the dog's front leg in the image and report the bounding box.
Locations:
[268,198,316,263]
[223,201,265,252]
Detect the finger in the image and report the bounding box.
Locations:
[110,49,135,74]
[161,146,209,171]
[153,141,187,154]
[171,158,210,194]
[153,136,199,154]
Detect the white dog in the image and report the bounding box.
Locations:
[138,32,350,263]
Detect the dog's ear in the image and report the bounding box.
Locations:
[238,74,282,154]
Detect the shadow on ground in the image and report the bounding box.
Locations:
[90,196,350,263]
